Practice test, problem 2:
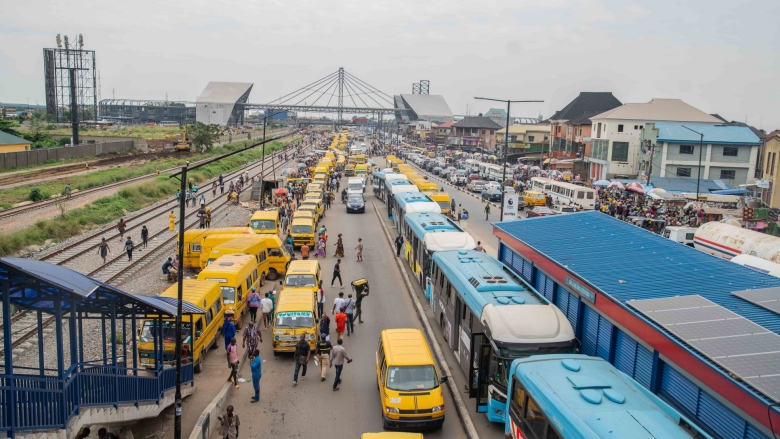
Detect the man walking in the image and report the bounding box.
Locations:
[315,334,332,382]
[124,236,135,261]
[335,306,347,340]
[331,259,343,288]
[260,292,273,330]
[98,238,111,265]
[485,203,491,221]
[116,218,127,242]
[247,286,261,323]
[217,405,240,439]
[317,281,326,317]
[394,233,404,257]
[332,291,345,315]
[226,338,240,389]
[301,243,310,260]
[319,311,330,340]
[140,225,149,249]
[242,321,262,357]
[330,338,353,391]
[343,294,356,336]
[293,333,311,386]
[250,349,262,403]
[354,283,369,324]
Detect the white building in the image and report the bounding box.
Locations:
[589,99,721,178]
[196,82,253,126]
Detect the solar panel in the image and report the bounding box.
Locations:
[628,295,780,402]
[732,288,780,316]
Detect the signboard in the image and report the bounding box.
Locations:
[564,276,595,302]
[503,193,519,219]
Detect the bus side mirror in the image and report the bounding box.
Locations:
[440,376,448,383]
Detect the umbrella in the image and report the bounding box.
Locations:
[275,188,289,195]
[563,171,572,178]
[549,170,562,177]
[593,179,610,187]
[607,181,625,190]
[281,168,297,176]
[530,166,540,171]
[297,163,306,168]
[489,155,498,160]
[626,182,645,194]
[648,188,666,194]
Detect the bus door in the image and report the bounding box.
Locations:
[469,332,491,413]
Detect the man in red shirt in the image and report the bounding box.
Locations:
[301,243,310,260]
[335,307,347,340]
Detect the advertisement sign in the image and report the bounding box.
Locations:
[503,193,519,219]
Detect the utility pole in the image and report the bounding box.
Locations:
[682,125,705,200]
[475,97,544,221]
[645,140,656,187]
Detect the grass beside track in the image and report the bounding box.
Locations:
[0,137,300,257]
[0,137,285,206]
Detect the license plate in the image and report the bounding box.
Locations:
[282,342,296,346]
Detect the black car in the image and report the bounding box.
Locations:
[346,194,366,213]
[486,189,503,202]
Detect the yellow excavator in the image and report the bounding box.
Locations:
[173,126,192,152]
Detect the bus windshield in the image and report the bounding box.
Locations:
[285,274,316,287]
[348,182,362,191]
[140,320,191,344]
[493,345,575,390]
[387,365,439,391]
[292,225,313,234]
[251,219,276,230]
[221,286,237,304]
[275,311,314,328]
[435,201,450,210]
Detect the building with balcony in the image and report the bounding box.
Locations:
[641,123,761,187]
[548,92,623,177]
[496,123,550,162]
[590,99,722,179]
[760,131,780,208]
[450,116,502,153]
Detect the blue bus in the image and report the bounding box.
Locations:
[431,250,576,424]
[402,212,474,287]
[506,355,711,439]
[372,171,410,204]
[393,192,441,231]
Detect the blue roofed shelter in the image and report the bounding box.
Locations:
[642,123,762,186]
[493,211,780,438]
[0,258,201,436]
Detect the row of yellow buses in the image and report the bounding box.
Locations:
[397,162,452,216]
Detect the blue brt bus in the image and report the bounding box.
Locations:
[402,212,474,287]
[506,354,711,439]
[431,250,576,424]
[393,192,441,232]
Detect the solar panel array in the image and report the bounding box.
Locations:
[628,295,780,402]
[732,287,780,316]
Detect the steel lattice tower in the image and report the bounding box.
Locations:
[337,67,344,123]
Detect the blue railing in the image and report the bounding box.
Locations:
[0,362,193,433]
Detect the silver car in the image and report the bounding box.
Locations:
[467,180,487,192]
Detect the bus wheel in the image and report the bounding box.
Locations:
[260,275,266,286]
[267,268,279,281]
[211,335,220,350]
[194,351,204,373]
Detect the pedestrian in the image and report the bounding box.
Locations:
[292,333,311,386]
[226,338,240,389]
[64,184,71,200]
[394,233,404,257]
[200,193,206,206]
[457,204,462,222]
[475,241,486,252]
[198,206,206,229]
[319,311,330,340]
[317,280,326,317]
[354,282,369,324]
[261,292,273,330]
[124,237,134,261]
[250,349,262,403]
[315,334,332,382]
[247,286,261,322]
[332,291,345,315]
[300,243,310,260]
[331,258,343,288]
[116,218,126,241]
[485,203,491,220]
[343,293,355,336]
[140,225,149,249]
[220,180,225,195]
[330,338,353,391]
[335,306,347,340]
[217,405,240,439]
[223,314,236,348]
[169,211,175,231]
[162,256,178,281]
[355,238,363,262]
[481,187,487,202]
[315,235,326,258]
[205,207,212,228]
[242,321,262,357]
[98,237,111,264]
[335,233,345,257]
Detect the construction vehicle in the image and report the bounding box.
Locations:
[173,126,192,152]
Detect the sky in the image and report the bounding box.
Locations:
[1,0,779,130]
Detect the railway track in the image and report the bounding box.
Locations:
[0,130,294,222]
[0,132,310,360]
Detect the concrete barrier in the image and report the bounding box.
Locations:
[0,141,135,170]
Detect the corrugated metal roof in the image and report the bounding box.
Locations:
[654,123,762,145]
[196,82,253,104]
[645,177,731,193]
[0,130,31,145]
[591,99,722,123]
[494,211,780,333]
[399,94,454,121]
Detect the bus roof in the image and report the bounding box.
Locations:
[250,210,279,220]
[423,231,475,252]
[381,328,434,366]
[394,192,435,209]
[198,254,255,275]
[405,212,464,237]
[276,289,315,312]
[287,260,319,274]
[510,355,710,439]
[161,279,221,310]
[213,235,267,250]
[432,250,542,319]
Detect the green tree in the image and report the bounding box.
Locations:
[187,122,221,152]
[0,119,21,136]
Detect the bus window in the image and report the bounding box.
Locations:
[524,396,547,438]
[587,192,594,199]
[195,319,204,340]
[546,426,561,439]
[205,308,213,325]
[511,376,526,416]
[577,191,584,199]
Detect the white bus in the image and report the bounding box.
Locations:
[530,177,596,210]
[464,159,481,173]
[487,166,506,182]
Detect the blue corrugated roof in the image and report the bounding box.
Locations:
[644,177,730,193]
[494,211,780,333]
[654,123,761,145]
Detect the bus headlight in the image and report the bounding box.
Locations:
[431,405,443,413]
[385,407,399,414]
[274,336,280,341]
[309,333,316,340]
[490,388,507,404]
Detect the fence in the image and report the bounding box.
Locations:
[0,141,134,170]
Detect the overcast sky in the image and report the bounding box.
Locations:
[2,0,778,129]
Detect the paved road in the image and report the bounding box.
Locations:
[213,174,469,438]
